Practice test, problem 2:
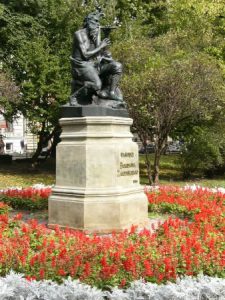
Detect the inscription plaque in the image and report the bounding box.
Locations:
[117,152,139,178]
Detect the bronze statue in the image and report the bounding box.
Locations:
[70,8,124,107]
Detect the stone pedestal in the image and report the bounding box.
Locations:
[48,116,148,233]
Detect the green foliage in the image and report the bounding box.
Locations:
[0,0,90,134]
[179,125,225,178]
[0,194,48,210]
[0,202,11,215]
[0,1,92,160]
[0,70,20,120]
[112,0,225,183]
[113,32,225,183]
[1,0,225,178]
[148,202,197,219]
[17,36,68,131]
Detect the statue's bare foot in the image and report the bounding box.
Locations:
[97,90,108,99]
[112,102,126,109]
[98,90,123,102]
[108,91,123,102]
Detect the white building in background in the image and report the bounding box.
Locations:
[0,113,37,157]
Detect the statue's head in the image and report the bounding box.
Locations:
[83,10,104,41]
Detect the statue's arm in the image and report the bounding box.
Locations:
[76,32,110,60]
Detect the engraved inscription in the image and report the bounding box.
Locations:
[118,152,139,178]
[120,162,136,169]
[121,152,134,158]
[120,170,138,176]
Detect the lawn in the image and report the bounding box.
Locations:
[0,159,55,189]
[139,153,225,188]
[0,155,224,189]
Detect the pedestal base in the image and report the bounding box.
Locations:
[48,116,148,233]
[49,188,148,233]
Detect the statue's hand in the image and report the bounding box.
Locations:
[100,38,111,49]
[101,51,113,62]
[102,50,112,58]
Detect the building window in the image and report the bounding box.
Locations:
[6,143,13,151]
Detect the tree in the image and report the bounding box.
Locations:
[110,0,225,184]
[178,124,225,178]
[147,55,225,183]
[0,0,143,161]
[1,0,225,176]
[113,35,225,184]
[0,0,87,161]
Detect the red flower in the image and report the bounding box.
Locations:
[25,276,36,281]
[143,260,153,277]
[39,268,45,279]
[120,278,127,287]
[58,269,66,276]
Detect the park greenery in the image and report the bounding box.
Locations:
[0,0,225,183]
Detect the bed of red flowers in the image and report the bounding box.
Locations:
[0,186,224,288]
[0,186,51,210]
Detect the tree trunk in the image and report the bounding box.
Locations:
[139,135,153,185]
[153,149,161,185]
[144,154,153,185]
[50,126,62,159]
[31,124,61,166]
[31,122,46,165]
[153,136,167,185]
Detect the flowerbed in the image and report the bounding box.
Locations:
[0,186,223,290]
[147,185,225,219]
[0,186,51,210]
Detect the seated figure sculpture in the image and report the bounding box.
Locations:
[70,9,124,106]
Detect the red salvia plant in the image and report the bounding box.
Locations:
[0,187,51,210]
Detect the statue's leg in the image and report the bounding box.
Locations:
[81,63,102,91]
[70,65,102,105]
[84,79,102,91]
[99,61,123,101]
[70,79,84,105]
[70,85,85,106]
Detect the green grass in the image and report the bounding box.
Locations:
[148,211,169,219]
[0,159,55,189]
[0,155,224,189]
[140,154,182,181]
[139,153,225,188]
